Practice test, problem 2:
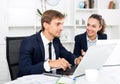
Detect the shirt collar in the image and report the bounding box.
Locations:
[41,32,52,45]
[86,34,98,43]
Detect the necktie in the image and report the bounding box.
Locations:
[48,42,52,60]
[48,42,56,74]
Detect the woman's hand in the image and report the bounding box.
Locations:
[75,56,83,65]
[81,49,86,56]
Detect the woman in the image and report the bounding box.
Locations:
[73,14,107,58]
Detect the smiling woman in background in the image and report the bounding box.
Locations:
[73,14,107,60]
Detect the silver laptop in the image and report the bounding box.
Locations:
[44,43,116,78]
[72,43,116,77]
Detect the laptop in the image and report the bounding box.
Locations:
[44,43,116,78]
[73,43,116,77]
[96,40,120,66]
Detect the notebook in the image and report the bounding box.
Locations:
[44,43,116,78]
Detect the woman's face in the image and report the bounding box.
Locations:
[86,18,101,38]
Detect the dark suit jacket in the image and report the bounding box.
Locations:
[18,31,76,77]
[73,32,107,57]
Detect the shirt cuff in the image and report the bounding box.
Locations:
[44,60,51,72]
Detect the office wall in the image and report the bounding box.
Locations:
[8,0,72,27]
[0,0,120,83]
[0,0,8,43]
[0,0,11,83]
[0,0,72,83]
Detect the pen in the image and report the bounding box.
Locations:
[68,76,76,81]
[103,64,120,67]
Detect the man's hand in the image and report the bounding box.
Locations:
[48,58,71,71]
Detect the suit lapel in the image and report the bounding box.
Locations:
[82,33,88,51]
[36,31,45,60]
[53,39,59,59]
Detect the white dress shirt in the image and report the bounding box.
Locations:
[40,32,56,72]
[86,34,98,48]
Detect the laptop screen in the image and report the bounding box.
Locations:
[73,43,116,77]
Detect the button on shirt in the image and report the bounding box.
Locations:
[86,34,98,48]
[40,32,56,72]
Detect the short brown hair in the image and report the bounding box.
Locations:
[41,10,65,31]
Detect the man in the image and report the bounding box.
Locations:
[18,10,81,77]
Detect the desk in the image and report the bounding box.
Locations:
[75,66,120,84]
[3,66,120,84]
[3,40,120,84]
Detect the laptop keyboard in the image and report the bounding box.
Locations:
[56,66,77,76]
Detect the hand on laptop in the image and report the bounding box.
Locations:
[48,58,71,71]
[75,50,86,65]
[75,56,83,65]
[81,49,86,57]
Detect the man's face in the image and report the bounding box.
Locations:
[46,18,64,38]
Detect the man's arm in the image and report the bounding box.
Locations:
[18,37,45,77]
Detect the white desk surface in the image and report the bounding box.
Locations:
[75,66,120,84]
[4,41,120,84]
[3,66,120,84]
